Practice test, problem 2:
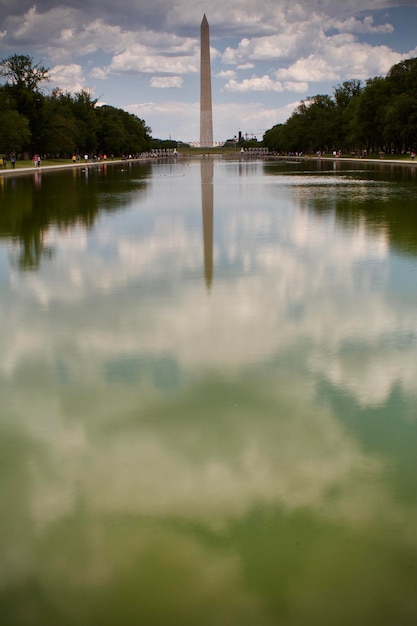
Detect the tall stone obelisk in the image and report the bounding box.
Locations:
[200,14,213,147]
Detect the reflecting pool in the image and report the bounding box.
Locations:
[0,157,416,625]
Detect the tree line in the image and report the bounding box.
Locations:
[0,54,153,159]
[263,57,417,155]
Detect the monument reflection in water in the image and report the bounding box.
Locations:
[0,158,416,626]
[201,157,214,289]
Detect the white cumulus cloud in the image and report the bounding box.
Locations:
[151,75,184,88]
[49,63,89,93]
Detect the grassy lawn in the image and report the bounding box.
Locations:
[11,158,73,168]
[0,158,78,170]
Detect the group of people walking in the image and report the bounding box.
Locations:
[0,154,17,169]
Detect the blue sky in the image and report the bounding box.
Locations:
[1,1,416,143]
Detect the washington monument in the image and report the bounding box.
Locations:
[200,14,213,147]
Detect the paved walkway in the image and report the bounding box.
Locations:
[0,159,126,177]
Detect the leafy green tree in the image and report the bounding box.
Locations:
[333,80,363,151]
[0,54,49,91]
[38,89,79,156]
[121,111,151,153]
[386,58,417,97]
[0,89,31,153]
[383,58,417,151]
[283,114,307,151]
[0,54,49,154]
[95,105,128,155]
[353,77,391,152]
[303,95,338,152]
[264,116,306,153]
[263,124,284,152]
[264,95,339,153]
[0,54,156,157]
[343,96,363,151]
[263,57,417,155]
[384,93,417,152]
[95,105,151,155]
[0,109,31,153]
[333,79,363,109]
[71,90,98,155]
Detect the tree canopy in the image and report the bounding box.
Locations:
[0,54,49,91]
[0,54,152,157]
[263,57,417,154]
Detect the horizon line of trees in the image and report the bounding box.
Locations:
[0,54,155,159]
[263,57,417,155]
